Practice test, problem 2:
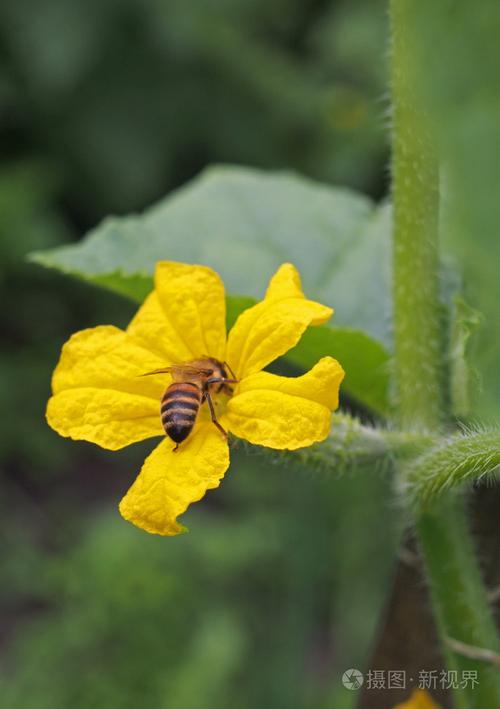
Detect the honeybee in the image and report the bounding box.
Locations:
[142,358,237,451]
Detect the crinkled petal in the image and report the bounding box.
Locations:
[224,357,344,449]
[51,326,168,398]
[126,292,193,363]
[47,326,166,449]
[47,389,163,450]
[127,262,226,362]
[119,422,230,536]
[226,263,332,378]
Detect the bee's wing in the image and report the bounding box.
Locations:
[170,364,213,379]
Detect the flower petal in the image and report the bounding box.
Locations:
[119,422,230,536]
[393,690,441,709]
[47,389,163,450]
[51,326,168,398]
[233,356,345,408]
[225,357,344,449]
[226,263,332,378]
[264,260,309,300]
[126,292,193,363]
[127,261,226,362]
[47,325,166,449]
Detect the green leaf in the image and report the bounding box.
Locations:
[31,165,392,414]
[31,165,392,341]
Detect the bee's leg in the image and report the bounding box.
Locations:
[205,390,228,440]
[173,443,180,453]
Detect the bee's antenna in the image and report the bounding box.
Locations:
[224,361,237,380]
[138,367,172,377]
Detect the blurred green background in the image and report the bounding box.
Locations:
[1,2,499,708]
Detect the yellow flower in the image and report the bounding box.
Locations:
[47,261,344,536]
[393,689,442,709]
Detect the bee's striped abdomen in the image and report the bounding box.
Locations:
[161,382,201,444]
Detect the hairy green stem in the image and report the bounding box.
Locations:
[390,2,500,707]
[391,0,444,431]
[292,413,432,472]
[404,429,500,509]
[242,413,434,475]
[417,496,500,709]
